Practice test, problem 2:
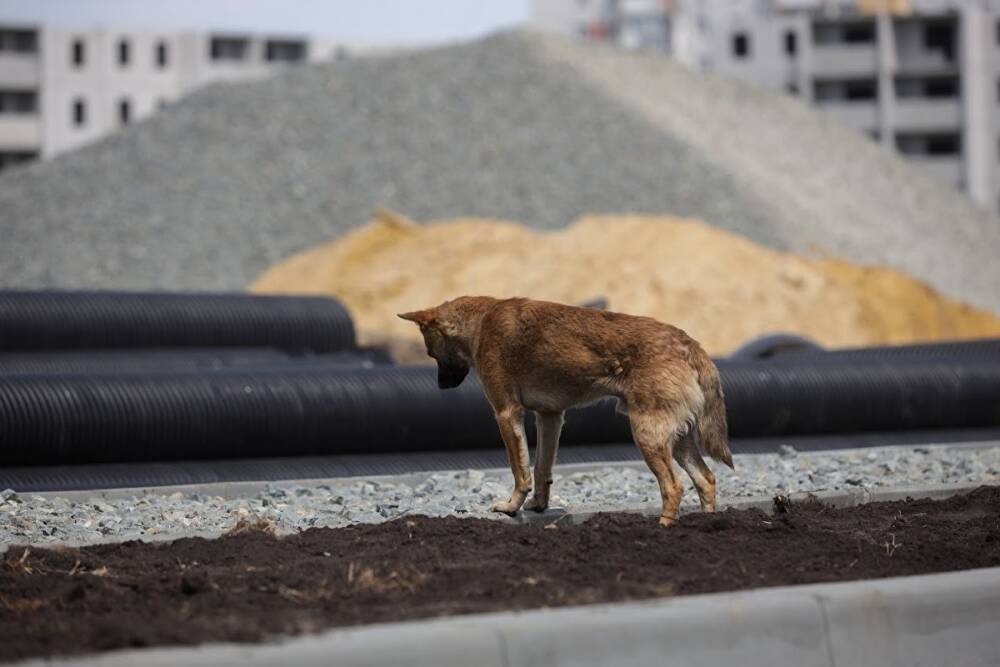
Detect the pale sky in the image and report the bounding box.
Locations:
[0,0,530,44]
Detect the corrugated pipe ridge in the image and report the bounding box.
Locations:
[0,291,355,353]
[1,360,999,467]
[0,348,394,375]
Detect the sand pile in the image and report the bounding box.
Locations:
[251,210,1000,359]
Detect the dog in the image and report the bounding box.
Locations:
[398,296,733,526]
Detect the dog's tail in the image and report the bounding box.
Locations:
[692,349,733,469]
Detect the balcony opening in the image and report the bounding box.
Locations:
[896,132,961,156]
[71,38,85,67]
[210,36,249,61]
[156,41,168,68]
[72,98,86,127]
[0,29,38,53]
[922,20,956,62]
[844,22,876,44]
[814,78,877,102]
[0,151,38,171]
[813,20,875,46]
[0,89,37,114]
[264,39,307,63]
[896,75,959,99]
[731,32,750,58]
[118,38,130,66]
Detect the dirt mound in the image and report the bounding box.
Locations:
[3,487,999,661]
[251,210,1000,359]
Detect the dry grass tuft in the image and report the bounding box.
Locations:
[225,517,279,537]
[345,561,427,594]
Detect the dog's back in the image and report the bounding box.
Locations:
[475,297,731,465]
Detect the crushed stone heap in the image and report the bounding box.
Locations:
[1,31,997,313]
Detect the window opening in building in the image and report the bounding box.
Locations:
[0,29,38,53]
[119,98,130,125]
[923,21,955,62]
[265,40,307,62]
[896,133,960,156]
[843,21,875,43]
[0,151,38,171]
[156,41,168,68]
[732,32,750,58]
[118,38,130,66]
[785,31,797,56]
[0,89,38,114]
[210,37,249,61]
[72,38,85,67]
[897,75,959,99]
[72,98,86,126]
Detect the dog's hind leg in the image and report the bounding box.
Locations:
[525,411,564,512]
[673,430,717,513]
[629,410,685,527]
[491,405,533,516]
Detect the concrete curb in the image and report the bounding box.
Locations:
[12,566,1000,667]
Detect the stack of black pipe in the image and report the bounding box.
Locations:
[1,291,999,468]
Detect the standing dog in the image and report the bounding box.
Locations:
[399,297,733,526]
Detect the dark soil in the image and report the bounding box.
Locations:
[3,486,1000,661]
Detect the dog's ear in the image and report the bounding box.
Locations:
[397,309,436,326]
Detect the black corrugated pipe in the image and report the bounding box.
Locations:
[793,338,1000,363]
[0,347,395,375]
[1,359,999,466]
[0,290,355,353]
[731,334,1000,363]
[716,358,1000,436]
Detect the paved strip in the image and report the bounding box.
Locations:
[18,440,1000,503]
[5,429,999,493]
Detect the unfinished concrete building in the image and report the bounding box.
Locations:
[532,0,1000,214]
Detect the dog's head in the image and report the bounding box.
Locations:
[397,305,470,389]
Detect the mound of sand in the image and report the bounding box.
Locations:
[251,210,1000,359]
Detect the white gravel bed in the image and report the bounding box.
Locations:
[2,443,999,547]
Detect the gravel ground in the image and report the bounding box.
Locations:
[3,444,998,547]
[1,32,997,311]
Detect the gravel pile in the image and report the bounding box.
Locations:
[3,444,998,546]
[1,31,997,311]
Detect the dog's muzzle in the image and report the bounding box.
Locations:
[437,362,469,389]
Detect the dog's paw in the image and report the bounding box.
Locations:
[523,496,549,513]
[490,500,521,516]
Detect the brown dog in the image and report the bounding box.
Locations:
[399,296,733,526]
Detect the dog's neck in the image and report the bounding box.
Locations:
[443,296,497,366]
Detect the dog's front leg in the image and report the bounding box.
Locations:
[491,405,532,515]
[524,411,564,512]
